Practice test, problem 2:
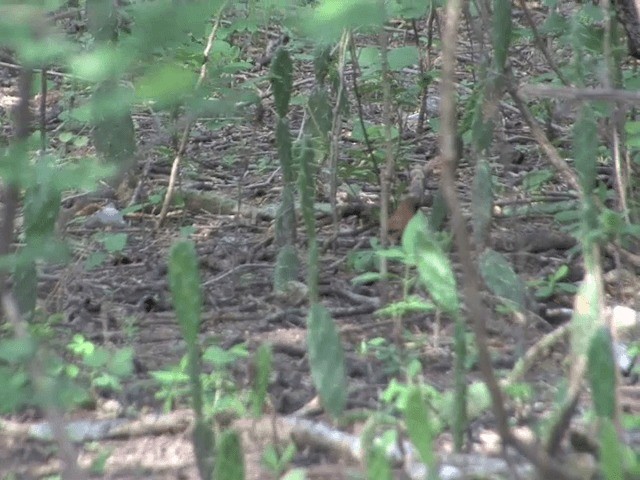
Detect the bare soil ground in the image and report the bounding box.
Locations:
[2,9,640,480]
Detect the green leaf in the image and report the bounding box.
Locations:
[429,188,448,231]
[307,303,347,417]
[351,271,384,285]
[108,347,134,378]
[135,63,196,107]
[85,251,108,270]
[307,87,332,139]
[403,213,459,315]
[471,159,493,248]
[573,106,598,191]
[250,344,273,417]
[540,10,568,36]
[587,328,617,419]
[215,430,245,480]
[273,244,299,292]
[522,169,554,191]
[91,82,136,167]
[276,118,294,182]
[366,444,393,480]
[571,273,600,356]
[73,135,89,147]
[479,249,527,310]
[59,131,74,143]
[599,419,625,480]
[492,0,512,72]
[282,469,306,480]
[102,233,128,253]
[271,48,293,117]
[376,296,436,317]
[304,0,387,42]
[313,44,333,83]
[388,46,419,72]
[193,420,214,480]
[14,260,36,316]
[0,338,37,364]
[24,160,62,240]
[404,387,436,467]
[296,135,317,234]
[357,47,382,77]
[396,0,429,18]
[168,241,202,346]
[84,347,109,369]
[202,344,248,367]
[0,367,30,413]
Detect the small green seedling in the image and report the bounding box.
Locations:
[530,265,578,300]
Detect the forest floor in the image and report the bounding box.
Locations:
[1,7,640,480]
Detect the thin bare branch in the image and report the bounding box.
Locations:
[157,0,230,228]
[520,84,640,104]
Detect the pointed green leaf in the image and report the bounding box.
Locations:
[404,213,459,315]
[573,106,598,191]
[587,327,617,419]
[307,303,347,417]
[276,118,294,182]
[599,419,625,480]
[479,249,526,310]
[405,387,436,467]
[271,48,293,117]
[471,159,493,249]
[571,273,600,356]
[314,44,333,83]
[193,420,214,480]
[215,429,245,480]
[388,46,419,72]
[168,241,202,346]
[366,444,393,480]
[493,0,512,72]
[304,1,387,42]
[429,188,448,231]
[250,344,273,417]
[274,244,299,292]
[307,87,332,140]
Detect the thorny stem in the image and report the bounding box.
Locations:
[379,9,393,307]
[438,1,581,479]
[0,68,32,296]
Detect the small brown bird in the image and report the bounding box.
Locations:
[388,196,419,235]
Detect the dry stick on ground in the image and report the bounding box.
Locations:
[156,0,229,228]
[438,2,580,479]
